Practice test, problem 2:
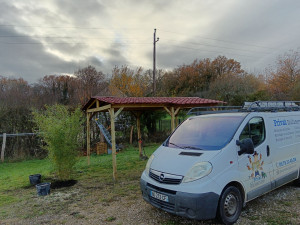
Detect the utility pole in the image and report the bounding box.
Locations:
[153,28,159,95]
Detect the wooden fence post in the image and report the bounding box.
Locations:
[1,133,6,163]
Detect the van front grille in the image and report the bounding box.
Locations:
[149,196,175,211]
[149,169,183,185]
[147,183,177,195]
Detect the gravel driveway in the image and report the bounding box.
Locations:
[1,178,299,225]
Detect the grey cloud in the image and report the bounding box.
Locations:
[78,56,103,69]
[0,27,106,83]
[47,41,86,56]
[103,42,129,67]
[0,0,300,83]
[54,0,107,26]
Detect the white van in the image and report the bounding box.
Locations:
[140,101,300,225]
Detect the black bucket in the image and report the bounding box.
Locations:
[29,174,41,185]
[36,182,51,196]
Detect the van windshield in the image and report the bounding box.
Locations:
[166,115,245,150]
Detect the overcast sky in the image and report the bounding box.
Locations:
[0,0,299,83]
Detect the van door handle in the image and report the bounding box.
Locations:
[267,145,270,156]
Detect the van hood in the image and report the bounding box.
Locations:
[150,145,220,176]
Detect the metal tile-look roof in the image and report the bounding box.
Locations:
[96,96,222,104]
[83,96,224,110]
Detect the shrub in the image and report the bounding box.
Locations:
[33,105,84,180]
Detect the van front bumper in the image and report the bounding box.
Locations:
[140,179,219,220]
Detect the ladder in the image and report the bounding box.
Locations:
[94,118,120,150]
[187,101,300,116]
[242,101,300,112]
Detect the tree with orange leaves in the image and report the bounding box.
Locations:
[109,66,149,97]
[157,56,244,97]
[267,50,300,100]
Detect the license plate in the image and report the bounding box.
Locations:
[150,191,169,202]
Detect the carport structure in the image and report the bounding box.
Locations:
[82,96,223,180]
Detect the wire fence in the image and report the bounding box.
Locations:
[1,133,46,162]
[0,133,36,137]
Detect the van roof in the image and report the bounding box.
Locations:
[188,101,300,116]
[192,112,249,118]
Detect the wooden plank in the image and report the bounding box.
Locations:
[174,107,181,116]
[164,106,171,115]
[130,125,134,144]
[136,113,143,158]
[86,113,91,165]
[114,107,124,119]
[87,99,96,110]
[87,104,111,113]
[174,107,181,128]
[171,107,175,132]
[109,108,117,181]
[113,104,167,109]
[1,133,6,163]
[113,103,219,109]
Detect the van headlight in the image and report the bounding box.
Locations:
[182,162,212,183]
[145,154,155,175]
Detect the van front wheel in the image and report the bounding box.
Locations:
[295,169,300,187]
[217,186,242,225]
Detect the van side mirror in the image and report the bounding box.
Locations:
[236,138,254,156]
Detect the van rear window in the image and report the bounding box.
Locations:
[167,115,245,150]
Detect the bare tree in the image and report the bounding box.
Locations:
[74,65,106,104]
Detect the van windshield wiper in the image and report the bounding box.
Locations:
[182,146,203,150]
[168,142,184,149]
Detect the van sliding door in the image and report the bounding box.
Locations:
[237,117,273,201]
[269,114,299,188]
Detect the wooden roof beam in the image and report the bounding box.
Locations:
[87,104,111,113]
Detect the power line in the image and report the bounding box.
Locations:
[0,24,147,30]
[0,24,279,51]
[158,29,276,50]
[163,38,273,55]
[0,24,276,54]
[0,41,151,45]
[161,43,259,58]
[0,35,150,41]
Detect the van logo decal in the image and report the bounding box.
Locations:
[247,151,267,181]
[159,173,165,181]
[276,157,296,168]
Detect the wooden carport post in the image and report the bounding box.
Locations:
[109,107,124,181]
[109,108,117,180]
[87,113,91,165]
[136,112,143,158]
[164,107,181,132]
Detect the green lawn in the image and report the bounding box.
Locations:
[0,144,159,207]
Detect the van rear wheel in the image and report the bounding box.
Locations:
[217,186,242,225]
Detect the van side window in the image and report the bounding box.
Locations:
[239,117,265,147]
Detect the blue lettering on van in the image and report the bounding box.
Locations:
[287,119,300,125]
[276,157,297,168]
[273,119,287,127]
